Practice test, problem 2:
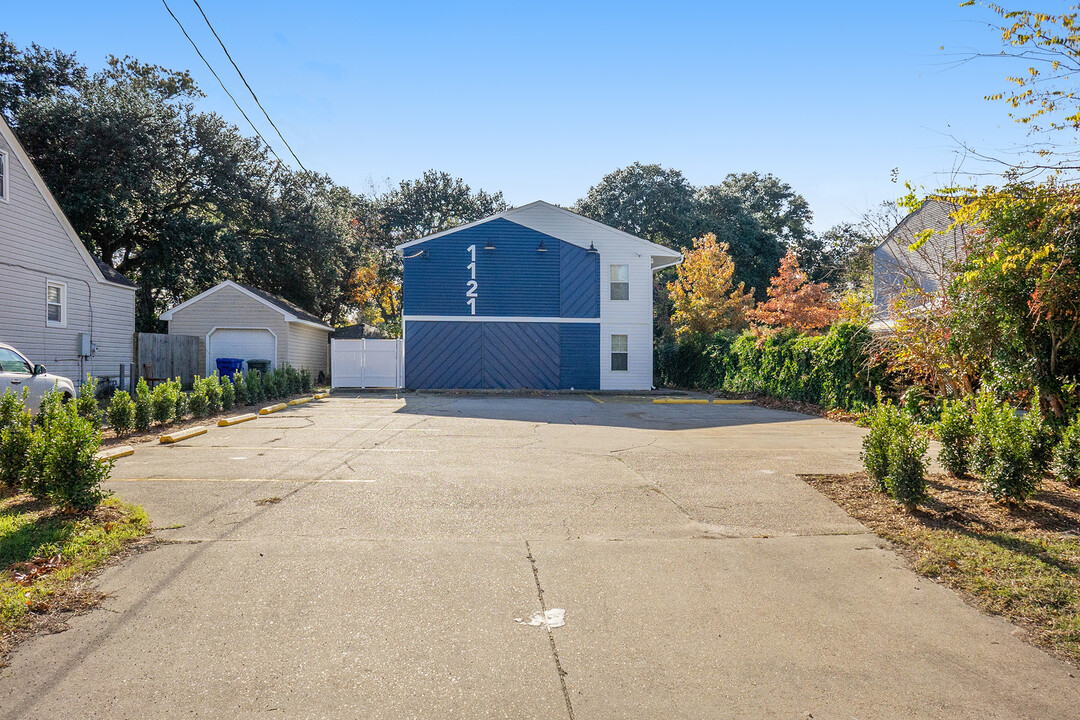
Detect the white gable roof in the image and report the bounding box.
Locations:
[0,115,134,291]
[159,280,333,331]
[395,200,683,271]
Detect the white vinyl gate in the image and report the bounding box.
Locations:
[331,338,404,389]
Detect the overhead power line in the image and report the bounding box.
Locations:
[191,0,308,171]
[159,0,283,164]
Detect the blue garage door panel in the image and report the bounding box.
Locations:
[482,323,560,390]
[560,243,600,318]
[405,321,482,389]
[559,324,600,390]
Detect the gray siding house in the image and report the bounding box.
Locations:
[0,116,137,387]
[872,199,968,325]
[160,280,333,379]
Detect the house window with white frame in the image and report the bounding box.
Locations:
[610,264,629,300]
[0,149,7,202]
[46,281,66,327]
[611,334,628,371]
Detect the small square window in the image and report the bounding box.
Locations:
[611,334,628,371]
[46,281,65,327]
[610,264,629,301]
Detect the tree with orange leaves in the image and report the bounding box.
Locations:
[348,259,402,335]
[749,249,840,335]
[667,233,754,337]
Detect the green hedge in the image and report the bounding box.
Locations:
[654,322,886,411]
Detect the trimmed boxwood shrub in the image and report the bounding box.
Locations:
[936,398,975,477]
[861,396,928,507]
[76,375,102,428]
[106,390,135,436]
[0,389,33,490]
[972,388,1045,503]
[134,377,152,432]
[1053,413,1080,486]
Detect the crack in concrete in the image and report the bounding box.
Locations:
[524,541,575,720]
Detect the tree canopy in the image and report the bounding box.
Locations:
[667,233,753,337]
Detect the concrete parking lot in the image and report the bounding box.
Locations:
[1,394,1077,718]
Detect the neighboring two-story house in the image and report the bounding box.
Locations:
[0,115,137,387]
[396,201,683,390]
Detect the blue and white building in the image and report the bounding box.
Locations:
[396,201,683,390]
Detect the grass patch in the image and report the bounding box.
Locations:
[803,472,1080,665]
[0,491,149,654]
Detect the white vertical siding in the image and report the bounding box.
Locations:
[598,251,655,390]
[0,131,135,386]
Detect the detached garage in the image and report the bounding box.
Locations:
[160,280,332,378]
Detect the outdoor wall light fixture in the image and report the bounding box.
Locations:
[484,239,496,250]
[536,240,548,252]
[587,242,599,254]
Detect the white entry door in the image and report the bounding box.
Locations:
[207,328,277,374]
[331,339,403,388]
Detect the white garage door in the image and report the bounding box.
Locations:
[207,328,277,374]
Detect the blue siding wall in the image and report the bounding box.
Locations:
[482,322,560,389]
[403,219,561,316]
[559,324,600,390]
[559,243,600,318]
[404,321,600,390]
[404,321,482,389]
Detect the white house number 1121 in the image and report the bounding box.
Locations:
[465,244,478,315]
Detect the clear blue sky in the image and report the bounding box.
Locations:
[2,1,1066,231]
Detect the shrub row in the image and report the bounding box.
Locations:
[655,322,887,411]
[864,387,1080,508]
[106,365,313,435]
[1,383,110,511]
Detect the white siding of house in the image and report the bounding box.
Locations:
[0,130,135,386]
[287,322,330,378]
[166,285,290,374]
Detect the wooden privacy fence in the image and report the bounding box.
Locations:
[136,333,201,387]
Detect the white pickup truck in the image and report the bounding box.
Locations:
[0,343,77,411]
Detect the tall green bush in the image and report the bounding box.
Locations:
[151,381,177,425]
[936,399,975,477]
[861,395,928,507]
[24,391,64,498]
[76,375,102,428]
[188,377,210,418]
[0,389,33,490]
[220,375,235,410]
[205,374,223,414]
[972,389,1045,503]
[38,401,110,510]
[134,378,152,432]
[232,371,248,406]
[885,409,929,508]
[173,379,189,420]
[247,370,263,404]
[300,368,313,394]
[106,390,135,436]
[1053,413,1080,486]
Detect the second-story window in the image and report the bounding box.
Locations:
[610,264,629,300]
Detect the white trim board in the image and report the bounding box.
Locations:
[402,315,601,324]
[160,280,333,331]
[0,116,133,292]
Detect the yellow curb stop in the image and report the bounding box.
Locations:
[653,398,709,404]
[96,445,134,461]
[711,399,753,404]
[159,426,207,444]
[288,396,313,406]
[218,413,258,427]
[259,403,288,415]
[313,391,330,399]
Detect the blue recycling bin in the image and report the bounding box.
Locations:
[215,357,245,376]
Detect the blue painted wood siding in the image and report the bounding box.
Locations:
[405,321,600,390]
[403,218,598,318]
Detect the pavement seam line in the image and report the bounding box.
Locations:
[524,540,575,720]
